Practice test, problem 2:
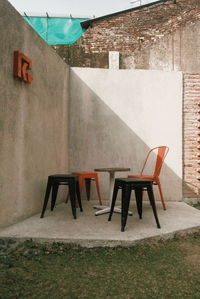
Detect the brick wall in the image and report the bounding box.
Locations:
[81,0,200,55]
[54,0,200,69]
[183,73,200,199]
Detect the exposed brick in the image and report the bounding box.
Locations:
[183,72,200,198]
[54,0,200,68]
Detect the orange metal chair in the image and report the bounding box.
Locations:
[72,171,102,205]
[128,146,169,210]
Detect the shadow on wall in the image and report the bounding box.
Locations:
[69,69,184,202]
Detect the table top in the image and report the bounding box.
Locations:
[94,167,131,173]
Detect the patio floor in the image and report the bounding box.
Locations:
[0,200,200,247]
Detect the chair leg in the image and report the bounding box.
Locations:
[68,180,77,219]
[134,187,143,219]
[76,180,83,212]
[85,178,91,201]
[108,181,119,221]
[40,178,52,218]
[147,185,161,229]
[51,183,59,211]
[79,177,84,194]
[94,176,102,205]
[157,180,166,210]
[121,184,132,232]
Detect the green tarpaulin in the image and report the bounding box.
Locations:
[23,16,88,45]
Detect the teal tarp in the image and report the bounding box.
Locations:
[23,16,88,44]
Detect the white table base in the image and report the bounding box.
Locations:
[93,205,133,216]
[94,168,132,216]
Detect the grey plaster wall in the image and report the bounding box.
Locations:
[69,68,183,203]
[122,21,200,72]
[0,0,69,228]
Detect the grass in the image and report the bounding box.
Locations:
[192,201,200,210]
[0,232,200,299]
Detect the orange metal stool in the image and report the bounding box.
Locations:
[72,171,102,205]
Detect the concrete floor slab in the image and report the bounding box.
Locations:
[0,201,200,247]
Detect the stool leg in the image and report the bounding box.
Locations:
[94,175,102,205]
[108,181,119,221]
[147,185,161,228]
[40,178,52,218]
[135,187,143,219]
[51,183,59,211]
[67,187,79,209]
[79,176,84,194]
[121,184,132,232]
[68,179,77,219]
[85,178,91,201]
[65,192,69,204]
[76,180,83,212]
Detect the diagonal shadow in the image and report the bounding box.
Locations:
[69,68,185,203]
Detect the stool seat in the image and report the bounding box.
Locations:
[49,174,76,178]
[72,171,102,205]
[108,178,161,232]
[40,174,83,219]
[72,171,97,176]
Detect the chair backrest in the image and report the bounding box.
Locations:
[140,146,169,178]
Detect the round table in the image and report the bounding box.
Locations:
[94,167,131,216]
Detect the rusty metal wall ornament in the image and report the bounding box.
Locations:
[13,51,33,83]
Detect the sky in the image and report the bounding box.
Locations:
[8,0,157,18]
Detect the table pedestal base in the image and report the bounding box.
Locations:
[93,205,133,216]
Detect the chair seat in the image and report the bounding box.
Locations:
[73,171,97,176]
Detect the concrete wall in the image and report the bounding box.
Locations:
[0,0,69,228]
[69,68,183,202]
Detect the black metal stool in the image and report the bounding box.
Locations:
[108,178,161,232]
[40,174,83,219]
